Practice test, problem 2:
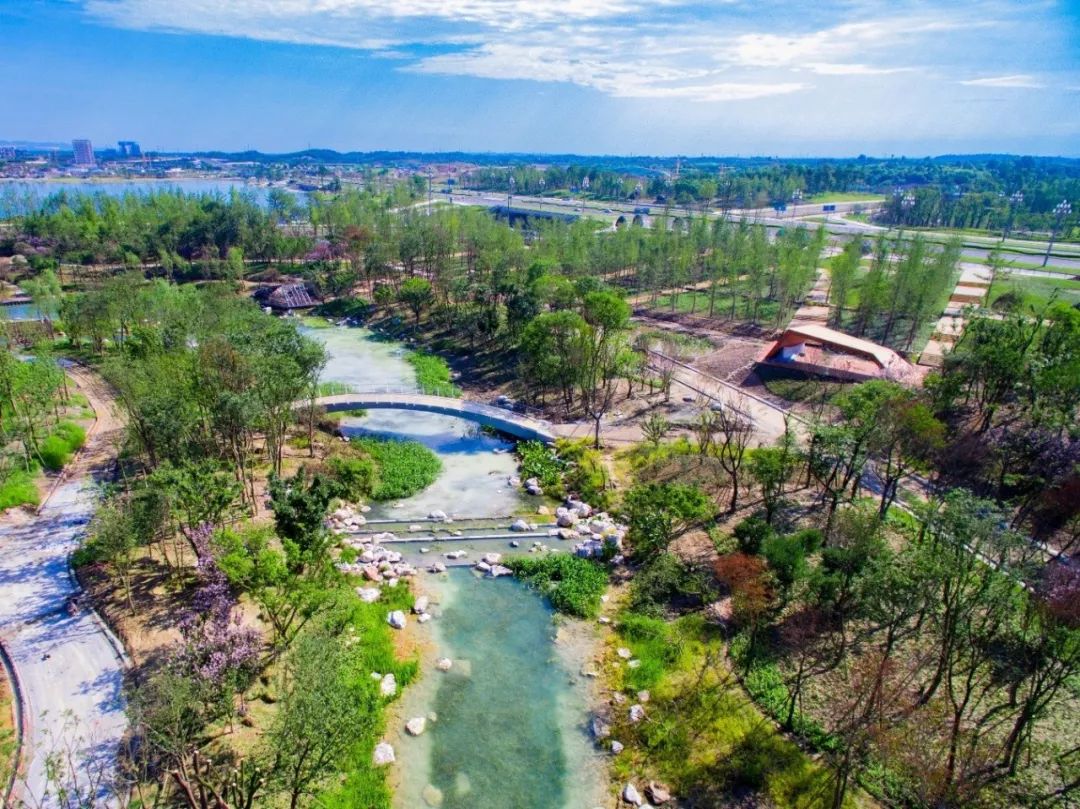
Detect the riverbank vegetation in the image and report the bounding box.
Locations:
[505,554,608,618]
[406,350,461,397]
[603,369,1079,807]
[349,436,442,501]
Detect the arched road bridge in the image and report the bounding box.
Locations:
[311,390,557,443]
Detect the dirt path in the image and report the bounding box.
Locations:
[0,361,128,807]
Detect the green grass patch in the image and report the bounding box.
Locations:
[38,421,87,471]
[805,192,885,203]
[352,437,442,501]
[318,380,355,396]
[318,575,418,809]
[652,289,783,324]
[300,316,336,329]
[505,553,608,618]
[608,613,853,808]
[407,351,461,397]
[989,274,1080,310]
[0,468,39,510]
[756,365,851,406]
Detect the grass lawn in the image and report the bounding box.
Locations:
[757,365,851,406]
[990,273,1080,310]
[652,289,782,325]
[606,612,861,808]
[805,192,885,203]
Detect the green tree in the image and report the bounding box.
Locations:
[398,277,434,323]
[267,631,379,809]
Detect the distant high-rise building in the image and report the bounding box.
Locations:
[72,139,95,166]
[118,140,142,158]
[0,146,15,161]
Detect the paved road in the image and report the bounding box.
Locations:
[0,366,127,806]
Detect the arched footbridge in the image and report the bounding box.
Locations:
[311,390,557,443]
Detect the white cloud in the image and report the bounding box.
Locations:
[959,74,1046,88]
[79,1,1024,104]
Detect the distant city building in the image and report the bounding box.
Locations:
[72,139,95,166]
[0,147,15,160]
[118,140,142,158]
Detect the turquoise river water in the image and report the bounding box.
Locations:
[304,323,607,809]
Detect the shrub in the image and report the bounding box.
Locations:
[761,534,808,594]
[39,435,74,471]
[556,439,611,509]
[54,421,87,451]
[352,437,442,501]
[0,469,40,510]
[789,528,824,554]
[628,553,710,617]
[733,517,774,555]
[328,456,376,501]
[517,440,566,491]
[506,554,608,618]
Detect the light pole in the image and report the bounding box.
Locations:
[1043,199,1072,267]
[790,189,803,219]
[507,175,515,212]
[538,177,545,212]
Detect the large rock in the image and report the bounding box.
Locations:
[509,518,531,532]
[422,785,444,807]
[429,509,448,521]
[436,657,453,672]
[380,673,397,697]
[622,783,643,805]
[413,595,430,614]
[557,513,578,528]
[482,552,502,565]
[488,565,512,578]
[629,704,646,723]
[406,717,427,736]
[645,782,672,805]
[387,610,407,630]
[372,742,395,766]
[591,716,611,739]
[611,740,624,755]
[356,587,380,603]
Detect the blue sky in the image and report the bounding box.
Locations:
[3,0,1079,156]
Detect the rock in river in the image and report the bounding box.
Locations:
[422,784,444,807]
[372,742,395,766]
[413,595,430,614]
[436,657,453,671]
[387,610,407,630]
[406,716,427,736]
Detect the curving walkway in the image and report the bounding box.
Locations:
[314,392,557,442]
[0,364,128,807]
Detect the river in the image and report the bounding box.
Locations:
[304,322,607,809]
[0,178,282,217]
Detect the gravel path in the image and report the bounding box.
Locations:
[0,362,128,806]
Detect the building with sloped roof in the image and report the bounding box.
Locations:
[760,323,924,386]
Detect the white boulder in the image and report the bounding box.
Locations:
[372,742,395,766]
[406,717,427,736]
[387,611,407,630]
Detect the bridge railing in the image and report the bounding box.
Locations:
[317,387,553,429]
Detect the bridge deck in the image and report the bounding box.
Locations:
[312,392,556,443]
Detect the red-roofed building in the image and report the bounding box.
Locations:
[760,324,924,386]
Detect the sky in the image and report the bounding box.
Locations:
[3,0,1079,157]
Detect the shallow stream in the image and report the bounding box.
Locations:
[304,323,606,809]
